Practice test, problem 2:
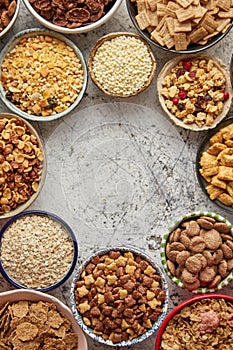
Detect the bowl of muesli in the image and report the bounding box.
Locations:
[0,0,20,38]
[126,0,233,53]
[0,210,78,292]
[70,246,169,346]
[0,289,88,349]
[160,210,233,293]
[154,293,233,350]
[0,28,87,122]
[157,54,232,131]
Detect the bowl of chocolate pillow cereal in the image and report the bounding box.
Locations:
[70,246,169,346]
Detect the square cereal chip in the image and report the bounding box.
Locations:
[176,0,193,8]
[176,5,195,22]
[173,32,189,50]
[135,10,151,29]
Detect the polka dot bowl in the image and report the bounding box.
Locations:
[160,211,233,294]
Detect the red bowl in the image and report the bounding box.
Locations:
[154,293,233,350]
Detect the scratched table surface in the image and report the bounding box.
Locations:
[1,1,233,349]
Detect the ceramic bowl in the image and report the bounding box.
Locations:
[0,210,78,292]
[0,113,46,220]
[70,246,169,346]
[126,0,233,54]
[157,54,232,131]
[0,289,88,350]
[0,28,88,122]
[154,293,233,350]
[22,0,123,34]
[0,0,20,38]
[196,116,233,212]
[161,210,233,293]
[88,32,156,97]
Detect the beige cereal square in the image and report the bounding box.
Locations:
[176,0,193,8]
[136,10,151,29]
[175,6,195,22]
[173,33,189,50]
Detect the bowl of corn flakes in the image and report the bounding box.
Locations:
[0,0,20,38]
[0,289,88,349]
[0,28,88,122]
[160,210,233,294]
[154,293,233,350]
[126,0,233,53]
[0,113,46,219]
[70,246,169,346]
[157,54,232,131]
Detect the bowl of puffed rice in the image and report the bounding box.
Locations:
[0,0,20,38]
[22,0,123,34]
[70,245,169,347]
[0,210,78,292]
[160,210,233,294]
[0,289,88,349]
[0,113,46,219]
[157,54,232,131]
[0,28,88,122]
[88,32,156,97]
[126,0,233,54]
[154,293,233,350]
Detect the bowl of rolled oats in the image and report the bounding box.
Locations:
[0,289,88,349]
[0,210,78,291]
[126,0,233,53]
[0,0,20,38]
[0,28,88,122]
[161,210,233,293]
[154,293,233,350]
[22,0,123,34]
[0,113,46,219]
[157,54,232,131]
[88,32,156,97]
[70,246,169,346]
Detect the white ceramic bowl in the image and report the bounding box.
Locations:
[0,0,20,38]
[0,289,88,350]
[0,28,88,122]
[22,0,123,34]
[70,246,169,347]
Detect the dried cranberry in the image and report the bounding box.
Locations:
[204,94,212,101]
[178,91,187,99]
[223,91,229,100]
[188,71,196,78]
[196,96,205,105]
[177,103,184,111]
[172,97,179,105]
[5,90,13,101]
[176,68,186,78]
[182,61,192,70]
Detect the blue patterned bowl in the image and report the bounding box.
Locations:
[70,246,169,346]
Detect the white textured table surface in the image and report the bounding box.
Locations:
[1,1,233,349]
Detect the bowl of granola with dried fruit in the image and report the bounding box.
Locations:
[22,0,122,34]
[70,246,169,346]
[0,113,46,219]
[0,0,20,38]
[161,210,233,293]
[0,28,87,122]
[0,210,78,291]
[157,55,232,131]
[0,289,88,349]
[155,293,233,350]
[126,0,233,53]
[196,117,233,211]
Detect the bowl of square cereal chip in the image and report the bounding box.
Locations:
[196,116,233,211]
[0,289,88,349]
[0,28,87,122]
[0,0,20,39]
[22,0,122,34]
[161,210,233,293]
[126,0,233,53]
[154,293,233,350]
[157,55,232,131]
[0,113,46,219]
[0,210,78,291]
[70,246,169,346]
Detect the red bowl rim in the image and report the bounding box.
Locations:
[154,293,233,350]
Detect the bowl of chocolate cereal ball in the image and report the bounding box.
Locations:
[22,0,123,34]
[0,28,87,122]
[0,210,78,291]
[0,289,88,349]
[70,246,169,346]
[161,210,233,293]
[0,0,20,38]
[0,113,46,219]
[157,54,232,131]
[126,0,233,53]
[88,32,156,97]
[154,293,233,350]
